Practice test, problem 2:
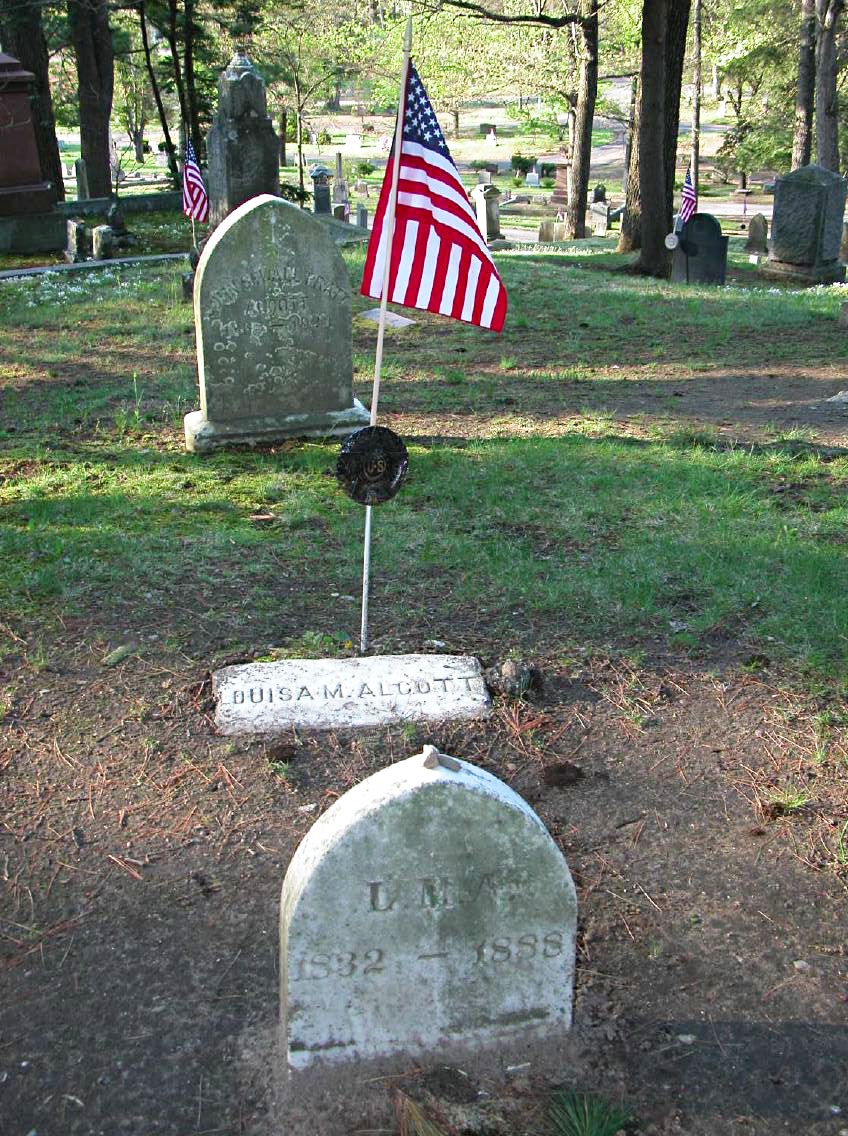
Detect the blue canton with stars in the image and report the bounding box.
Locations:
[402,64,450,155]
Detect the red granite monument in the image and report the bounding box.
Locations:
[0,52,65,251]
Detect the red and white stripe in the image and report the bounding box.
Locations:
[362,140,507,332]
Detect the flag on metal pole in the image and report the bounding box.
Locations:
[361,63,507,332]
[679,166,697,225]
[182,139,209,223]
[351,26,508,654]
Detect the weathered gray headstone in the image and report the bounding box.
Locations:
[525,170,540,188]
[92,224,114,259]
[745,212,768,254]
[65,219,88,263]
[185,194,369,453]
[332,203,347,222]
[356,203,368,229]
[280,746,577,1070]
[471,183,502,244]
[206,54,280,230]
[590,201,609,236]
[477,169,492,185]
[333,152,349,204]
[74,158,89,201]
[671,212,728,285]
[761,164,847,285]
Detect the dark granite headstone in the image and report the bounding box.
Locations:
[310,165,332,215]
[206,54,280,230]
[762,164,846,284]
[671,212,728,285]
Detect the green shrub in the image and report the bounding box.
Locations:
[356,160,375,176]
[511,152,536,176]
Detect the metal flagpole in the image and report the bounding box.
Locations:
[359,16,413,655]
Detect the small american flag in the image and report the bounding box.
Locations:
[361,62,507,332]
[679,166,697,224]
[182,139,209,223]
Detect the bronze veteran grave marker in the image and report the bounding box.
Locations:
[214,655,491,733]
[185,194,368,452]
[280,747,577,1069]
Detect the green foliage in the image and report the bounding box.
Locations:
[471,160,500,174]
[511,152,537,176]
[355,161,375,176]
[279,182,311,204]
[549,1091,635,1136]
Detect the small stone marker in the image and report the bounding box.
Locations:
[471,183,502,243]
[92,224,114,260]
[185,193,369,452]
[214,654,490,734]
[356,203,368,229]
[360,308,415,327]
[280,746,577,1069]
[745,212,768,254]
[74,158,89,201]
[65,219,88,263]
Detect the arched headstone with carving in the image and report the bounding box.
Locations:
[280,747,577,1070]
[185,194,369,452]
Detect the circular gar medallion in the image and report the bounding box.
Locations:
[336,426,409,506]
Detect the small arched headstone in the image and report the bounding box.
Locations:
[280,747,577,1070]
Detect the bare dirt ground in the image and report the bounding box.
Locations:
[2,625,847,1135]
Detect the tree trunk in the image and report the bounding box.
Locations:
[662,0,692,217]
[67,0,114,199]
[618,78,642,250]
[138,3,179,186]
[566,0,599,239]
[452,108,460,137]
[280,109,287,166]
[634,0,671,275]
[691,0,701,196]
[165,0,191,156]
[132,130,145,162]
[184,0,201,156]
[792,0,816,167]
[0,0,65,200]
[815,0,843,170]
[622,76,637,198]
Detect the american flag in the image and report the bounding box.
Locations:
[679,166,697,225]
[361,63,507,332]
[182,139,209,223]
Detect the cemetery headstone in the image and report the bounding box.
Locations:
[761,164,847,285]
[280,746,577,1070]
[525,170,540,188]
[206,53,280,230]
[745,212,768,254]
[590,201,609,237]
[671,212,728,285]
[333,152,349,205]
[0,53,65,254]
[310,165,332,215]
[356,204,368,229]
[65,220,88,263]
[551,160,571,206]
[477,169,493,185]
[74,159,89,201]
[591,184,607,203]
[332,203,347,222]
[538,219,554,242]
[185,194,369,453]
[92,225,114,260]
[471,183,503,244]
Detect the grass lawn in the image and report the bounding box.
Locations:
[1,239,847,1136]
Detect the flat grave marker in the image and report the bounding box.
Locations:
[214,654,491,733]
